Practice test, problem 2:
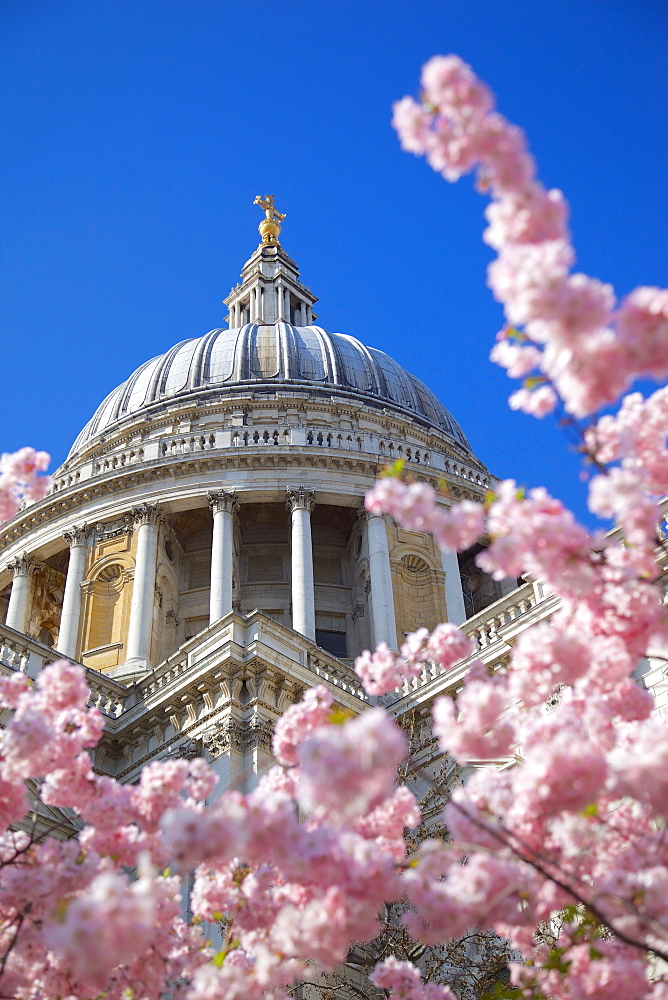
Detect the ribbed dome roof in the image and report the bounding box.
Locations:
[67,323,471,460]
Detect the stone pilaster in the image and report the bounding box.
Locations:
[202,715,245,794]
[286,487,316,641]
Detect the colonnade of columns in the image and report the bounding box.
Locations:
[3,490,469,670]
[227,285,313,327]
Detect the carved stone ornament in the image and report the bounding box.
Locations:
[201,717,244,759]
[163,738,202,761]
[403,554,430,574]
[247,714,274,753]
[132,503,162,527]
[286,486,315,513]
[64,523,89,548]
[7,553,38,578]
[94,513,135,542]
[351,602,365,622]
[208,490,239,515]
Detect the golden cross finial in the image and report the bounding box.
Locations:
[253,195,286,244]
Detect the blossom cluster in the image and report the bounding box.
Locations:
[0,447,50,521]
[375,54,668,999]
[393,55,668,417]
[0,661,420,999]
[354,623,473,696]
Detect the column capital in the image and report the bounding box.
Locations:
[7,553,38,578]
[286,486,315,513]
[132,503,162,527]
[202,716,245,758]
[357,506,385,523]
[208,490,239,515]
[64,523,90,548]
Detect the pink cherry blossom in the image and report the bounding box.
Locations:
[0,447,51,522]
[489,338,542,378]
[617,285,668,379]
[508,383,557,417]
[297,708,406,823]
[371,956,457,1000]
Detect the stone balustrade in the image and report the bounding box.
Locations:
[131,610,366,705]
[463,583,541,650]
[395,580,554,704]
[0,624,127,717]
[49,425,490,494]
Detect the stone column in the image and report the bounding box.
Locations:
[286,487,316,641]
[364,511,398,649]
[283,287,291,323]
[58,525,90,659]
[5,554,37,634]
[124,504,161,672]
[441,547,467,625]
[209,491,238,624]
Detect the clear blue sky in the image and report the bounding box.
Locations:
[1,0,666,526]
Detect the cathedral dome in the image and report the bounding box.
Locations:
[1,201,495,687]
[67,323,472,461]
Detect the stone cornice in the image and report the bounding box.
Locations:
[56,382,483,475]
[0,441,488,559]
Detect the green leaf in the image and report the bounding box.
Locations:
[479,982,523,999]
[328,707,355,725]
[379,459,405,478]
[504,326,527,343]
[543,948,572,973]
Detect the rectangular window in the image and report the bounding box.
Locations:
[315,630,348,658]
